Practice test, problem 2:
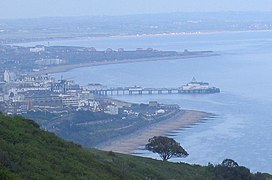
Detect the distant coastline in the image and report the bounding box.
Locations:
[110,29,272,38]
[30,52,218,76]
[11,29,272,47]
[97,110,212,154]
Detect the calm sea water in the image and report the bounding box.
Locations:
[19,31,272,172]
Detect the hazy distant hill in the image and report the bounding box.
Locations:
[1,12,272,44]
[0,113,270,179]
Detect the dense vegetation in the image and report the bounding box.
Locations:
[0,113,271,179]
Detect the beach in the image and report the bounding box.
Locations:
[98,110,211,154]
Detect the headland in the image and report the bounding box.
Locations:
[31,51,218,75]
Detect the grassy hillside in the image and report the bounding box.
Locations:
[0,113,270,179]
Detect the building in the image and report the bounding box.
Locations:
[51,80,79,94]
[3,70,10,83]
[3,70,15,83]
[88,100,100,112]
[29,45,45,53]
[149,101,158,107]
[160,104,180,109]
[59,94,79,107]
[20,90,63,110]
[104,105,119,115]
[35,58,67,66]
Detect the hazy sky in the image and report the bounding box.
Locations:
[0,0,272,19]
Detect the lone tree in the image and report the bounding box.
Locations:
[221,159,239,168]
[145,136,188,161]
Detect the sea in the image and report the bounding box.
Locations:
[17,31,272,173]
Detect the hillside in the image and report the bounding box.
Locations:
[24,108,181,147]
[0,113,270,179]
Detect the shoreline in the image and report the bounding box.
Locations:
[11,29,272,47]
[97,110,212,154]
[30,53,218,75]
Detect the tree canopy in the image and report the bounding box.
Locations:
[145,136,188,161]
[221,159,239,168]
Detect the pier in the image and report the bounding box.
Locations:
[87,79,220,96]
[89,86,220,96]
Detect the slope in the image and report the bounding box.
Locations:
[0,113,270,179]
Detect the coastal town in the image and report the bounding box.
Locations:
[0,70,190,148]
[0,44,216,74]
[0,71,182,116]
[0,44,220,149]
[0,44,219,116]
[0,67,221,116]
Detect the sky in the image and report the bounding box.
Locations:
[0,0,272,19]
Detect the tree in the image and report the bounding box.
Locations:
[221,159,239,168]
[145,136,188,161]
[213,159,251,179]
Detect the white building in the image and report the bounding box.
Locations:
[3,70,15,83]
[35,58,66,66]
[3,70,10,83]
[156,109,166,114]
[30,46,45,53]
[104,105,119,115]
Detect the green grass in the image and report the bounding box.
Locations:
[0,113,270,179]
